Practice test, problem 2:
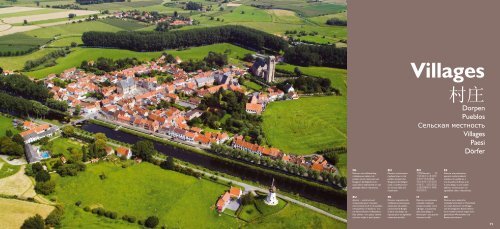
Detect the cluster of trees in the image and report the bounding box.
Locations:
[24,49,70,71]
[0,91,50,118]
[0,134,24,157]
[26,163,56,195]
[131,140,157,162]
[80,57,143,75]
[51,4,87,10]
[160,156,202,178]
[185,1,203,10]
[197,90,264,143]
[90,207,118,219]
[21,214,45,229]
[53,159,86,177]
[0,74,51,102]
[284,45,347,69]
[210,144,342,185]
[326,18,347,26]
[83,205,158,228]
[178,51,228,72]
[46,98,68,112]
[82,25,287,52]
[277,76,339,95]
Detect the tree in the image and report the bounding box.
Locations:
[5,129,12,137]
[144,216,159,228]
[294,67,302,77]
[68,13,76,19]
[0,66,3,74]
[21,214,45,229]
[62,125,75,137]
[23,19,28,25]
[160,156,175,170]
[240,193,255,205]
[35,180,55,195]
[35,170,51,182]
[71,42,78,47]
[132,140,157,162]
[73,105,81,116]
[45,205,64,227]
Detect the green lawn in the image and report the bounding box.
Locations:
[277,63,347,95]
[0,115,19,138]
[238,204,261,222]
[262,96,346,155]
[51,162,240,228]
[0,158,21,179]
[47,137,84,160]
[242,80,263,91]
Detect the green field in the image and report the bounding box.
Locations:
[0,158,21,179]
[48,36,82,47]
[0,33,50,54]
[309,12,347,26]
[242,80,263,91]
[100,18,148,31]
[167,43,254,62]
[0,8,60,18]
[0,115,19,138]
[24,47,162,78]
[276,64,347,95]
[24,21,123,38]
[52,162,239,228]
[262,96,347,155]
[238,0,346,17]
[50,162,344,228]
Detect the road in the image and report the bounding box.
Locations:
[154,156,347,224]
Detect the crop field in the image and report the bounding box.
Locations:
[0,198,55,229]
[2,9,98,24]
[0,33,50,54]
[0,158,20,179]
[239,0,346,17]
[263,96,347,155]
[0,166,36,198]
[24,20,123,38]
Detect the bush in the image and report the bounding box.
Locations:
[21,214,44,229]
[45,206,64,227]
[145,216,159,228]
[138,220,143,225]
[35,170,51,182]
[110,212,118,219]
[128,216,136,223]
[84,206,91,212]
[75,200,82,206]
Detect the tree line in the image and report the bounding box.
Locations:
[283,44,347,69]
[81,25,288,52]
[0,74,51,102]
[24,49,71,71]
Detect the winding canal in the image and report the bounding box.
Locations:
[81,122,347,210]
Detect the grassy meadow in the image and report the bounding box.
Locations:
[0,158,21,179]
[277,63,347,95]
[262,96,347,155]
[0,115,19,137]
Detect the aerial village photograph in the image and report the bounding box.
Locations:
[0,0,347,228]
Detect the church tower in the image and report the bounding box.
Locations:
[264,178,278,205]
[265,56,276,83]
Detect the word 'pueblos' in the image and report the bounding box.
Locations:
[411,62,485,83]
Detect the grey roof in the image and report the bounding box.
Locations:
[25,144,40,164]
[119,77,135,89]
[23,127,58,141]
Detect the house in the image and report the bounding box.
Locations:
[116,147,132,159]
[245,103,263,115]
[216,192,231,212]
[229,186,242,199]
[20,124,58,144]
